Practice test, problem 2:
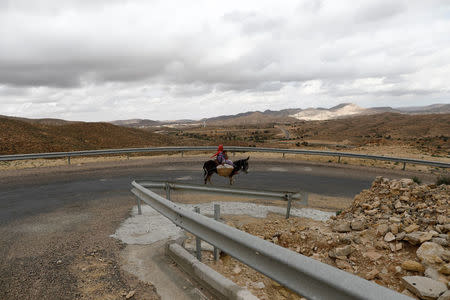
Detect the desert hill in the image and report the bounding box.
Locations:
[397,103,450,114]
[0,116,204,155]
[291,112,450,153]
[0,114,73,126]
[203,110,300,126]
[110,103,450,128]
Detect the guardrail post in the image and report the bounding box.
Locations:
[282,152,285,159]
[194,206,202,261]
[136,196,142,215]
[285,194,292,219]
[338,156,341,163]
[165,183,171,200]
[402,162,406,170]
[127,154,130,160]
[67,156,71,165]
[181,151,184,157]
[213,204,221,261]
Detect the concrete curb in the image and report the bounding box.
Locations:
[167,242,258,300]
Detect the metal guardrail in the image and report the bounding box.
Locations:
[131,180,411,300]
[136,181,308,218]
[0,146,448,169]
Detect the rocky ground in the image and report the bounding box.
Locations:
[206,178,450,299]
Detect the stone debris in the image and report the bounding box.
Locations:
[402,260,425,273]
[328,177,449,289]
[417,242,446,266]
[384,232,396,242]
[365,268,380,280]
[125,290,135,299]
[253,282,265,289]
[402,276,447,300]
[440,264,450,275]
[211,177,449,298]
[333,222,351,233]
[233,266,242,275]
[351,219,365,231]
[329,245,353,258]
[438,290,450,300]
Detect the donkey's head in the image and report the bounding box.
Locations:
[240,156,250,173]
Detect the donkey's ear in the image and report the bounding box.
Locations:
[246,156,250,160]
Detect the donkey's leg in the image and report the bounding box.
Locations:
[207,172,213,184]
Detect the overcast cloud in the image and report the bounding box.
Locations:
[0,0,449,121]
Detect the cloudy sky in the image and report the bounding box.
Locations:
[0,0,449,121]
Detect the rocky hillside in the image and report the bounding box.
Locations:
[0,116,200,155]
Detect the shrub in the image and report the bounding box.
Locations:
[412,176,421,184]
[436,176,450,186]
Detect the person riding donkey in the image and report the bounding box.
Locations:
[203,145,249,184]
[211,144,234,167]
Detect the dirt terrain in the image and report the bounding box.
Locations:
[0,194,159,300]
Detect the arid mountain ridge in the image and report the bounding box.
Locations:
[1,109,449,155]
[110,103,450,127]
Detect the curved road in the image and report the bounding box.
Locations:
[0,157,431,224]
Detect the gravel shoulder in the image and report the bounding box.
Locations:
[0,194,159,299]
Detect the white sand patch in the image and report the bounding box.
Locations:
[112,202,334,245]
[111,206,184,245]
[290,103,366,121]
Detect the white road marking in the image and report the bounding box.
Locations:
[176,176,192,180]
[163,167,180,170]
[267,167,287,172]
[303,167,312,171]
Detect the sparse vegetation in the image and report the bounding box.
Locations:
[412,176,421,184]
[436,175,450,186]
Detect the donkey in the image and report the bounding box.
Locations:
[203,157,249,185]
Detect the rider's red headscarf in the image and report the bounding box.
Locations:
[211,144,224,158]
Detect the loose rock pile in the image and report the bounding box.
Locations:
[330,177,449,299]
[216,177,449,299]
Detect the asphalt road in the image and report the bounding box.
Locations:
[0,157,431,225]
